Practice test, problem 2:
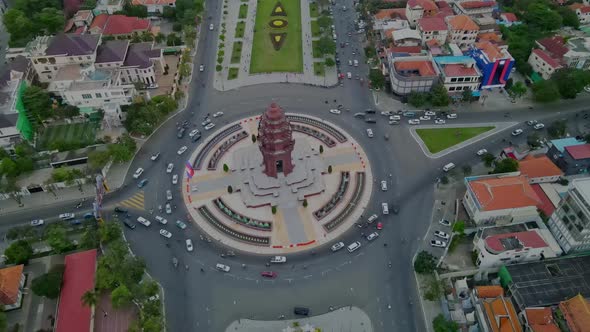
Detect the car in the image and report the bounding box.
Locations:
[329,109,341,115]
[330,242,345,252]
[365,118,377,124]
[172,174,178,184]
[434,119,446,125]
[434,230,450,240]
[346,72,352,79]
[381,202,389,215]
[439,218,451,227]
[137,216,151,227]
[381,111,392,116]
[150,153,160,161]
[533,123,545,130]
[189,129,200,138]
[389,115,401,121]
[166,190,173,201]
[209,23,214,31]
[177,146,188,155]
[443,163,455,172]
[177,128,185,139]
[123,219,136,230]
[159,229,172,238]
[365,109,376,114]
[366,232,379,241]
[155,216,168,225]
[202,118,211,126]
[446,113,458,119]
[199,65,204,72]
[380,180,387,191]
[138,179,148,188]
[294,307,310,316]
[348,60,352,66]
[216,263,230,272]
[511,129,524,136]
[419,116,431,121]
[389,120,400,125]
[165,203,172,215]
[430,239,447,248]
[367,214,378,223]
[133,168,144,179]
[191,133,202,142]
[176,220,187,230]
[58,213,75,220]
[585,85,590,93]
[476,149,488,156]
[347,241,362,253]
[31,219,44,227]
[376,222,383,230]
[186,239,194,252]
[353,59,358,67]
[114,206,128,214]
[205,123,215,131]
[526,120,538,126]
[213,111,224,118]
[270,256,287,263]
[366,128,374,138]
[261,271,277,278]
[403,111,416,117]
[408,119,420,125]
[425,111,436,116]
[354,112,366,118]
[166,163,174,173]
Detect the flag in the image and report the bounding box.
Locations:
[185,161,195,178]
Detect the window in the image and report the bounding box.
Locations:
[82,94,92,99]
[449,87,455,91]
[87,56,91,60]
[451,78,457,82]
[78,57,82,60]
[95,93,102,98]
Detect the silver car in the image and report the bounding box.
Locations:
[165,203,172,215]
[166,163,174,173]
[166,190,172,201]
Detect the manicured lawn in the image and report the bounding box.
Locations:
[309,2,319,17]
[312,40,321,58]
[228,68,239,80]
[239,4,248,19]
[313,62,325,76]
[38,122,98,150]
[235,21,245,38]
[250,0,303,73]
[311,20,320,37]
[416,127,495,153]
[231,41,243,64]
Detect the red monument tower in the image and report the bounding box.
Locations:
[258,103,295,178]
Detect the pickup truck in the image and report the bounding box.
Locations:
[270,256,287,264]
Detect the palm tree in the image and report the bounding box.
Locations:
[81,290,98,307]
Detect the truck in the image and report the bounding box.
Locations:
[270,256,287,264]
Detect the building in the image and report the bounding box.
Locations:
[552,144,590,175]
[446,15,479,49]
[257,103,295,178]
[433,56,482,95]
[453,1,496,17]
[548,177,590,253]
[497,12,520,26]
[89,14,151,37]
[522,307,560,332]
[528,48,562,80]
[463,174,542,226]
[55,249,97,332]
[131,0,176,15]
[95,0,124,14]
[575,5,590,24]
[387,55,440,95]
[559,294,590,332]
[0,56,35,147]
[518,155,564,184]
[536,36,590,71]
[472,286,523,332]
[392,28,422,46]
[547,137,587,162]
[405,0,438,27]
[373,8,407,28]
[467,40,515,89]
[0,265,25,310]
[417,16,448,46]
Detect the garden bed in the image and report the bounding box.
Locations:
[231,41,243,63]
[314,62,325,76]
[312,40,322,58]
[309,2,319,17]
[311,20,320,37]
[228,68,239,80]
[416,127,495,153]
[239,4,248,19]
[235,21,246,38]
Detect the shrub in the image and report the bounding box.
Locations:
[414,251,436,274]
[4,240,33,264]
[251,134,257,143]
[303,199,308,207]
[319,145,323,154]
[31,265,65,299]
[271,206,277,214]
[327,165,333,173]
[223,163,229,172]
[227,185,233,194]
[216,65,222,72]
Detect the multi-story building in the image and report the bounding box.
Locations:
[95,0,124,14]
[452,1,496,17]
[548,177,590,253]
[463,174,542,226]
[536,36,590,71]
[417,16,448,46]
[433,56,482,95]
[88,14,151,37]
[446,15,479,49]
[518,154,564,184]
[528,48,562,80]
[574,5,590,24]
[132,0,176,15]
[0,265,25,310]
[467,40,515,89]
[0,56,35,147]
[405,0,438,27]
[559,295,590,332]
[471,287,523,332]
[522,307,560,332]
[392,28,422,46]
[548,143,590,175]
[387,55,440,95]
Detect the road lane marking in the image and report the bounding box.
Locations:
[303,275,312,279]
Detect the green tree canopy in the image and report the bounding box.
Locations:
[552,68,590,99]
[414,251,437,274]
[408,92,428,107]
[492,158,519,174]
[430,84,450,107]
[557,7,580,28]
[31,265,65,299]
[111,284,133,309]
[548,120,567,138]
[317,15,332,30]
[433,314,459,332]
[80,226,100,249]
[524,3,562,31]
[325,57,335,67]
[532,80,560,103]
[509,81,527,99]
[4,240,33,264]
[317,36,336,56]
[36,8,65,34]
[22,86,53,124]
[46,224,73,254]
[99,222,122,244]
[369,69,385,90]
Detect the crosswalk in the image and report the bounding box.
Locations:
[118,191,145,210]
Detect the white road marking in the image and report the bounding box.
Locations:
[284,278,293,284]
[244,277,255,281]
[303,275,313,279]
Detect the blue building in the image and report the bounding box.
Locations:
[467,40,515,89]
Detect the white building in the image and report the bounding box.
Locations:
[434,56,481,94]
[452,1,496,17]
[417,17,448,46]
[391,28,422,47]
[132,0,176,14]
[463,174,542,226]
[405,0,438,27]
[528,48,562,80]
[548,177,590,253]
[446,15,479,49]
[387,55,440,96]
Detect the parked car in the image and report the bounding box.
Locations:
[366,129,374,138]
[389,120,400,125]
[270,256,287,263]
[430,239,447,248]
[165,203,172,215]
[155,216,168,225]
[202,118,211,126]
[366,232,379,241]
[381,111,392,116]
[133,168,144,179]
[381,202,389,215]
[294,307,310,316]
[150,153,160,161]
[177,146,188,155]
[408,119,420,125]
[442,163,455,172]
[209,23,214,31]
[59,213,75,220]
[511,129,523,136]
[205,123,215,131]
[186,239,194,252]
[526,120,538,126]
[213,111,224,118]
[216,263,230,272]
[172,174,178,184]
[347,241,361,253]
[367,214,378,223]
[31,219,44,227]
[136,216,151,227]
[434,119,445,125]
[389,115,400,121]
[138,179,148,188]
[159,229,172,238]
[419,116,431,121]
[376,222,383,230]
[425,111,436,116]
[261,271,277,278]
[533,123,545,130]
[403,111,416,117]
[176,220,187,230]
[123,219,136,230]
[177,128,186,139]
[330,242,345,252]
[476,149,488,156]
[166,163,174,173]
[114,206,128,213]
[191,133,202,142]
[380,180,388,191]
[434,230,450,240]
[199,65,204,72]
[329,109,341,115]
[189,129,200,138]
[439,219,451,227]
[446,113,458,119]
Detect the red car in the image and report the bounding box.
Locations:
[376,222,383,230]
[261,271,277,279]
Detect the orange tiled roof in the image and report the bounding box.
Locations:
[570,3,585,10]
[476,286,504,298]
[468,175,542,211]
[0,265,23,306]
[408,0,438,11]
[478,32,502,43]
[525,307,560,332]
[519,155,563,179]
[476,40,505,62]
[559,294,590,332]
[394,60,437,76]
[374,8,407,20]
[448,15,480,31]
[482,296,523,332]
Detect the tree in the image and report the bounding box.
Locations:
[325,57,335,67]
[492,158,519,174]
[36,8,65,34]
[303,199,308,207]
[31,265,64,299]
[4,240,33,264]
[509,81,527,99]
[120,3,148,17]
[141,316,163,332]
[328,165,333,173]
[452,221,465,235]
[227,185,233,194]
[271,206,277,214]
[408,92,428,107]
[462,165,472,176]
[22,85,53,124]
[364,46,376,59]
[317,36,336,56]
[81,290,98,307]
[0,311,6,332]
[423,277,444,301]
[111,284,133,309]
[88,150,111,170]
[80,227,100,249]
[0,158,19,178]
[430,84,450,107]
[3,9,34,46]
[99,222,122,244]
[527,132,541,148]
[532,80,560,103]
[369,69,385,90]
[481,152,495,167]
[319,145,324,154]
[223,163,229,172]
[163,6,176,19]
[414,251,436,274]
[552,68,590,99]
[548,120,567,138]
[251,134,257,143]
[317,15,332,30]
[166,33,182,46]
[524,3,562,31]
[461,88,472,102]
[557,6,579,28]
[46,224,73,254]
[432,314,459,332]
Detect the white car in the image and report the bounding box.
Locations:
[155,216,168,225]
[408,119,420,125]
[366,232,379,241]
[443,162,455,172]
[202,118,211,126]
[330,242,345,252]
[389,115,401,121]
[136,216,151,227]
[419,116,431,121]
[348,60,352,66]
[329,109,341,115]
[189,129,200,138]
[511,129,523,136]
[166,163,174,173]
[446,113,457,119]
[209,23,214,31]
[59,213,75,220]
[430,239,447,248]
[434,119,445,125]
[367,214,378,224]
[347,72,352,79]
[213,111,224,118]
[159,229,172,239]
[434,230,450,240]
[270,256,287,263]
[381,111,392,116]
[381,202,389,215]
[186,239,194,252]
[476,149,488,156]
[166,190,173,201]
[133,168,144,179]
[216,263,230,272]
[177,146,188,155]
[366,128,374,138]
[172,174,178,184]
[439,219,451,227]
[150,153,160,161]
[199,65,204,72]
[380,180,387,191]
[347,241,361,253]
[31,219,44,227]
[165,203,172,215]
[585,85,590,93]
[533,123,545,130]
[425,111,436,116]
[205,123,215,131]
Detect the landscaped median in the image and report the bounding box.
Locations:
[415,126,495,154]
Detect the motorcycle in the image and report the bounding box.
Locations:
[172,257,179,269]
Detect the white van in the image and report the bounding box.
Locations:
[347,241,361,253]
[137,216,151,227]
[443,163,456,172]
[353,59,358,67]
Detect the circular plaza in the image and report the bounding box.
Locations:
[183,103,372,254]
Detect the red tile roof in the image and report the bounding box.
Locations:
[475,286,504,298]
[443,63,478,77]
[501,12,518,22]
[537,36,568,59]
[570,3,585,10]
[419,16,447,31]
[519,155,563,179]
[478,32,502,43]
[476,40,506,61]
[468,175,542,211]
[482,296,523,332]
[407,0,438,11]
[55,249,97,332]
[394,60,437,76]
[525,307,560,332]
[565,144,590,160]
[559,294,590,332]
[580,6,590,13]
[374,8,407,20]
[531,185,556,221]
[90,14,150,35]
[485,230,548,252]
[461,1,496,9]
[0,265,23,306]
[532,49,562,69]
[389,46,424,54]
[448,15,479,31]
